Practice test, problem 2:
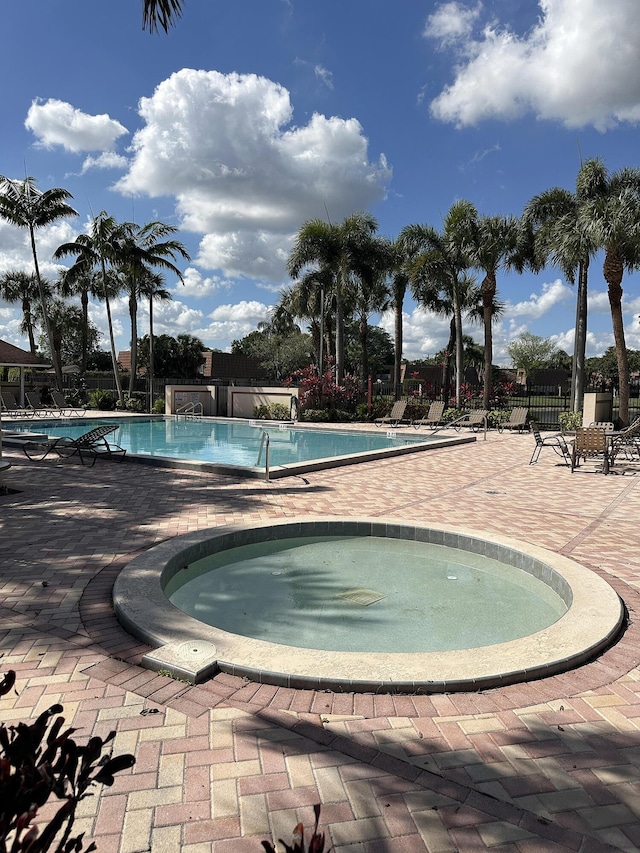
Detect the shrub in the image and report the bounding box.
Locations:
[559,411,582,432]
[300,408,330,422]
[87,390,115,411]
[253,403,290,420]
[262,804,326,853]
[116,394,145,413]
[0,669,135,852]
[151,396,165,414]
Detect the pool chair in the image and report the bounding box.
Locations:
[611,416,640,463]
[571,425,613,474]
[452,409,488,432]
[374,400,410,427]
[23,424,126,467]
[1,390,34,418]
[412,400,445,430]
[498,406,529,432]
[25,391,54,417]
[50,390,86,417]
[529,421,571,465]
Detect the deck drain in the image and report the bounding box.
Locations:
[336,587,385,606]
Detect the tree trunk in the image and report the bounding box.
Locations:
[359,311,369,384]
[128,293,138,396]
[393,282,405,401]
[22,297,37,355]
[453,284,464,408]
[29,226,62,390]
[101,262,124,405]
[481,272,496,410]
[604,248,630,427]
[80,289,89,374]
[149,296,155,412]
[442,318,455,408]
[571,259,588,413]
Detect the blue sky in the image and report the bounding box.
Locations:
[2,0,640,366]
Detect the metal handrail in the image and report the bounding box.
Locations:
[433,411,487,440]
[256,430,270,481]
[176,401,203,420]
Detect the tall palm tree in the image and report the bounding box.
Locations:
[0,270,46,355]
[143,0,184,32]
[54,211,126,404]
[400,201,477,407]
[0,176,77,389]
[578,159,640,427]
[287,212,380,383]
[350,236,394,383]
[139,269,172,410]
[389,240,410,401]
[56,266,105,374]
[521,160,602,414]
[115,220,190,396]
[468,214,520,409]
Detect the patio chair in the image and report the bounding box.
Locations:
[499,406,529,432]
[23,424,126,467]
[452,409,488,432]
[610,416,640,462]
[571,426,612,474]
[50,390,86,418]
[25,391,54,417]
[1,390,35,418]
[374,400,410,428]
[412,400,445,430]
[529,421,571,465]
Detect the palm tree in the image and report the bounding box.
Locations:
[143,0,184,32]
[56,266,104,374]
[468,214,519,409]
[287,212,380,383]
[54,211,126,404]
[389,240,410,401]
[0,270,45,355]
[350,236,394,383]
[400,201,477,407]
[577,160,640,427]
[521,160,602,414]
[115,221,190,396]
[0,176,77,389]
[139,270,172,410]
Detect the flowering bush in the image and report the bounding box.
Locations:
[286,359,360,413]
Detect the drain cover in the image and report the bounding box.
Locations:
[336,587,385,606]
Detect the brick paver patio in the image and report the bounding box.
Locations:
[1,423,640,852]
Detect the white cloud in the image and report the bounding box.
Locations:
[81,152,129,173]
[424,1,482,45]
[25,98,128,152]
[115,69,391,281]
[426,0,640,130]
[192,300,272,351]
[176,267,232,298]
[505,279,573,319]
[314,65,334,89]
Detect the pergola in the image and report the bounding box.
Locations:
[0,338,51,406]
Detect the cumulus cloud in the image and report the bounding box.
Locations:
[425,0,640,129]
[191,299,272,350]
[177,267,233,298]
[115,69,391,281]
[81,152,129,173]
[25,98,128,152]
[505,279,573,319]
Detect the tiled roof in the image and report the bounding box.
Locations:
[0,339,50,367]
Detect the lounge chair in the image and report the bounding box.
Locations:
[529,421,571,465]
[412,400,445,430]
[50,390,86,417]
[452,409,488,432]
[499,406,529,433]
[374,400,410,427]
[610,417,640,462]
[571,426,612,474]
[1,391,34,419]
[23,424,126,467]
[25,391,54,417]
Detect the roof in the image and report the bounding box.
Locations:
[116,350,267,380]
[0,339,50,368]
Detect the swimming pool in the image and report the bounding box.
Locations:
[2,416,474,478]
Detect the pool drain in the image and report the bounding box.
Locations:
[336,587,385,606]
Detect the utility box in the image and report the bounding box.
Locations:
[582,392,613,426]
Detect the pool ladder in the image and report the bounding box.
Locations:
[176,401,203,420]
[257,431,271,481]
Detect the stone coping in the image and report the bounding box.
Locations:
[113,518,624,693]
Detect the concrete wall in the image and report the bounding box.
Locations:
[165,385,217,416]
[225,386,299,419]
[582,392,613,426]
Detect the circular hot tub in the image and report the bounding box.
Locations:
[113,518,624,692]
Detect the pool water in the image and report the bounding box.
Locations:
[5,416,433,468]
[165,535,567,653]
